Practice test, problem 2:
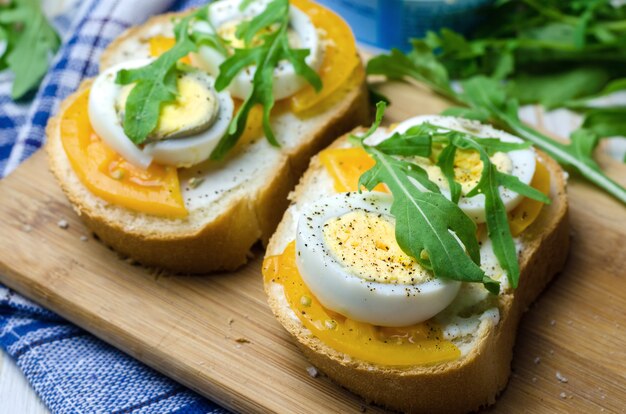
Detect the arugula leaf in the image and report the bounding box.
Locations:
[368,43,626,206]
[581,108,626,138]
[473,137,531,156]
[461,76,626,205]
[441,106,490,122]
[115,12,199,144]
[507,66,611,109]
[210,0,322,159]
[436,144,462,203]
[445,131,549,288]
[355,102,557,291]
[190,7,229,57]
[0,0,60,100]
[367,41,455,98]
[353,103,515,293]
[563,78,626,110]
[372,0,626,194]
[374,127,432,157]
[357,145,493,288]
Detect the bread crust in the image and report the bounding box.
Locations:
[264,131,570,413]
[46,15,370,274]
[99,13,181,71]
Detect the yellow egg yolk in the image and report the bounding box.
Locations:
[422,148,512,194]
[319,147,388,193]
[262,241,461,366]
[217,19,300,50]
[59,88,187,218]
[148,36,192,65]
[509,159,551,236]
[323,211,431,284]
[320,146,550,236]
[116,74,219,142]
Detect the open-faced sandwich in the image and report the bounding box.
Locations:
[263,103,570,413]
[46,0,368,273]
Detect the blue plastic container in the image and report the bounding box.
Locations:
[315,0,494,51]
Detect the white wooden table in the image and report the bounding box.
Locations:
[0,352,49,414]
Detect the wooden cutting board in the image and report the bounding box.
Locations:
[1,82,625,413]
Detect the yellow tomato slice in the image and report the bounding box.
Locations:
[59,88,187,218]
[319,147,388,193]
[289,0,361,113]
[509,160,551,236]
[149,36,192,65]
[263,242,460,366]
[148,1,360,117]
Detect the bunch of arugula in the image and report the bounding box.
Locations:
[367,0,626,205]
[117,0,321,159]
[351,102,550,294]
[0,0,60,100]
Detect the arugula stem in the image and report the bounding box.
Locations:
[407,72,626,206]
[502,116,626,205]
[521,0,580,26]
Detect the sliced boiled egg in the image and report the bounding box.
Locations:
[385,116,537,224]
[88,58,234,169]
[295,192,461,327]
[193,0,322,100]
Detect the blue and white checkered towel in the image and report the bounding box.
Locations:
[0,0,227,412]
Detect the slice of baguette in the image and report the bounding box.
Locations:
[46,15,369,274]
[264,127,570,413]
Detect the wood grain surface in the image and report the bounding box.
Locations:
[0,83,625,413]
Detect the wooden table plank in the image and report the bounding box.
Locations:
[1,84,625,412]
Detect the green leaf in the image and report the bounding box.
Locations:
[367,42,454,98]
[569,128,601,169]
[508,67,611,109]
[483,163,520,288]
[349,100,386,147]
[436,144,462,204]
[496,172,552,204]
[582,108,626,138]
[236,0,287,46]
[360,147,490,287]
[210,0,322,159]
[2,0,60,99]
[214,48,262,91]
[192,31,229,57]
[473,137,531,155]
[374,127,432,157]
[441,106,490,122]
[116,12,198,144]
[370,42,626,206]
[352,106,523,293]
[448,133,522,288]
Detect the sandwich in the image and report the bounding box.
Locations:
[46,0,368,273]
[263,104,570,413]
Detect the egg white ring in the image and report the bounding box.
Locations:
[89,59,155,169]
[194,0,322,100]
[88,58,234,169]
[386,115,537,224]
[142,73,234,168]
[295,192,461,327]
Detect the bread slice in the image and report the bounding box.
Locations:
[264,127,570,413]
[46,15,369,274]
